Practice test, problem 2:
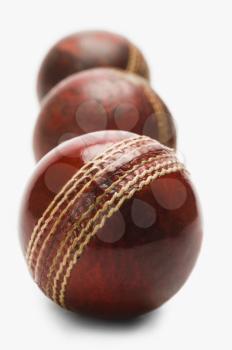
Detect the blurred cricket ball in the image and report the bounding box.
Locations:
[33,68,176,161]
[20,130,202,319]
[37,30,150,100]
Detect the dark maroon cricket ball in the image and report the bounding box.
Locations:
[37,30,150,101]
[21,131,202,319]
[34,68,176,161]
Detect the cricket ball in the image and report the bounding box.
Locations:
[37,30,150,101]
[20,130,202,319]
[33,68,176,161]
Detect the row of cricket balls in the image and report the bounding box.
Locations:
[19,30,202,319]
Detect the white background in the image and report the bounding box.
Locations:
[0,0,231,349]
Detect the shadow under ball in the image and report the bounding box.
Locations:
[20,130,202,319]
[33,68,176,161]
[37,30,150,101]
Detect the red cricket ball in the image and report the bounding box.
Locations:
[20,131,202,319]
[37,30,150,101]
[33,68,176,161]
